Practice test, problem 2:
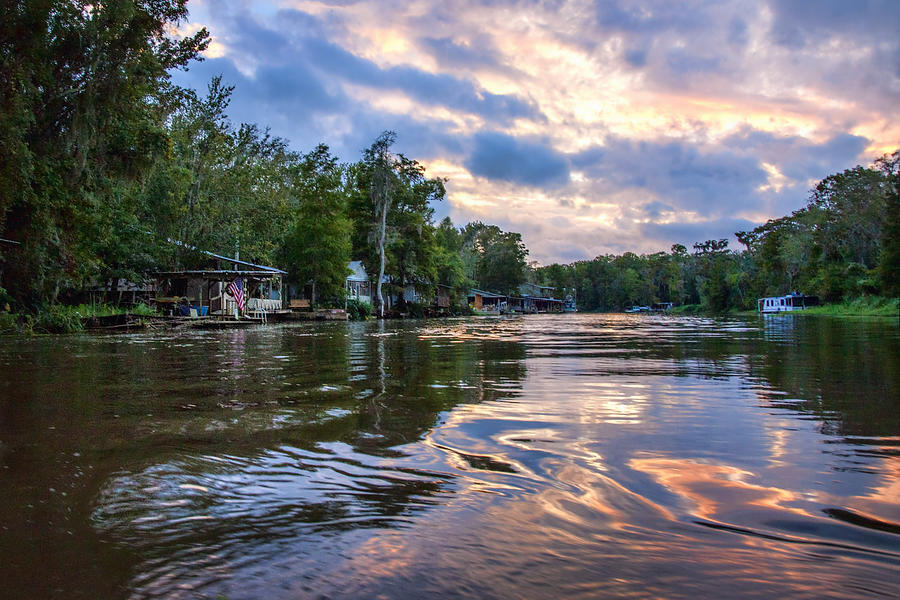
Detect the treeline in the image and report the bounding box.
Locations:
[3,2,896,317]
[0,1,530,312]
[537,151,900,311]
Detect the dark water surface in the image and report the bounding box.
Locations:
[1,314,899,599]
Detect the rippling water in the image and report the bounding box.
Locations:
[1,314,898,599]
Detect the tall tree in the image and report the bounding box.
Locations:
[434,217,468,291]
[462,222,528,295]
[281,144,351,307]
[350,131,445,315]
[0,0,209,306]
[139,77,296,269]
[362,132,397,317]
[877,152,900,297]
[693,239,732,312]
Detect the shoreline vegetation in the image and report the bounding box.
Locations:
[1,4,897,330]
[692,295,899,318]
[2,295,896,336]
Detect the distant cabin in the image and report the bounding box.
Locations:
[758,293,819,313]
[346,261,373,304]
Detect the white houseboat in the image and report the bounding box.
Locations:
[757,292,819,313]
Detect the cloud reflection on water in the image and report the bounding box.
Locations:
[3,315,898,598]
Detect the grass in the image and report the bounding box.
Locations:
[1,302,159,334]
[667,296,898,318]
[799,295,898,317]
[669,304,704,315]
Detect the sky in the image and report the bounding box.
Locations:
[171,0,900,265]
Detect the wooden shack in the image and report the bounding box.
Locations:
[153,251,285,319]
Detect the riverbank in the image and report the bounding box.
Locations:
[799,295,898,317]
[671,295,898,318]
[0,303,158,334]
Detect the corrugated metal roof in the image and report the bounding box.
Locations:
[154,270,283,278]
[160,235,287,274]
[469,288,506,298]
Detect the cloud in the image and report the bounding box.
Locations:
[665,49,722,75]
[767,0,900,47]
[722,129,870,183]
[594,0,711,34]
[573,138,768,215]
[639,218,760,250]
[464,132,570,188]
[171,0,899,264]
[419,36,509,73]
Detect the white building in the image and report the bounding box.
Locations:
[346,261,372,304]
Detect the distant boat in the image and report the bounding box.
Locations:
[758,292,819,313]
[564,294,577,312]
[625,305,651,313]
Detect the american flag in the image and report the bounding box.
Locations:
[226,277,245,313]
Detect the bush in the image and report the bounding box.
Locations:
[452,302,474,316]
[346,299,373,321]
[33,305,85,333]
[670,304,703,315]
[405,301,425,318]
[0,312,18,334]
[130,302,157,316]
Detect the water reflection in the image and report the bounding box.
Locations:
[0,314,898,599]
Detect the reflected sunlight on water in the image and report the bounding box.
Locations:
[1,314,898,599]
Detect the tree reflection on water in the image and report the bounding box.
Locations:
[0,314,897,599]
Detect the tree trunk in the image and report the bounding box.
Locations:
[376,198,387,317]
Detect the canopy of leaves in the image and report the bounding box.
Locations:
[1,0,208,307]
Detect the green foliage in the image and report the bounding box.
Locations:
[32,305,86,334]
[669,304,703,315]
[693,239,732,312]
[879,165,900,297]
[141,78,296,270]
[461,222,528,295]
[281,144,351,307]
[0,312,17,334]
[0,301,157,334]
[346,299,373,321]
[0,0,209,307]
[404,301,426,318]
[737,151,898,304]
[800,296,899,317]
[348,132,446,313]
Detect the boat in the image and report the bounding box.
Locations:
[757,292,819,313]
[563,294,577,312]
[625,305,651,313]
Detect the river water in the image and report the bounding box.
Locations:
[1,314,898,599]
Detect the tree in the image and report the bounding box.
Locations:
[137,77,297,271]
[433,217,468,291]
[366,132,396,317]
[878,153,900,297]
[281,145,351,307]
[388,154,445,308]
[0,0,209,307]
[693,239,731,312]
[462,222,528,295]
[350,132,445,315]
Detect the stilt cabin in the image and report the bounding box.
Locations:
[154,253,285,319]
